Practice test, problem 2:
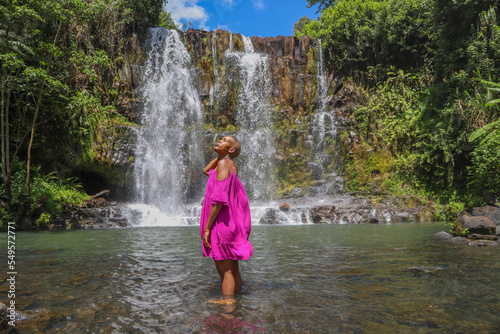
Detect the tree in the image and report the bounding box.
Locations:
[293,16,312,36]
[306,0,338,12]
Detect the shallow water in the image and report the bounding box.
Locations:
[1,223,499,333]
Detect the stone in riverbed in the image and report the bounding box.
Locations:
[468,240,498,247]
[432,231,452,239]
[454,216,495,235]
[397,266,443,274]
[468,234,498,241]
[444,236,469,243]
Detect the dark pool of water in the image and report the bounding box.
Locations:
[1,223,499,333]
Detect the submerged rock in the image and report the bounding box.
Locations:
[468,234,498,241]
[444,237,469,243]
[468,240,498,247]
[397,266,443,274]
[432,231,452,239]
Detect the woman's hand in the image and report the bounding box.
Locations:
[203,230,212,248]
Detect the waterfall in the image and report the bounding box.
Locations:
[242,36,255,53]
[131,28,205,224]
[225,35,274,201]
[309,40,343,195]
[211,31,220,126]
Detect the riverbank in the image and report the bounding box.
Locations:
[22,191,499,232]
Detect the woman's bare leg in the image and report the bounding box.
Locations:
[215,259,241,297]
[233,260,242,295]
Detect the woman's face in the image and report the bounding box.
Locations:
[214,136,234,154]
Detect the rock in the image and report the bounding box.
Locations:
[366,217,380,224]
[454,216,495,236]
[397,266,443,274]
[468,234,498,241]
[472,205,496,216]
[312,213,323,223]
[486,208,500,225]
[432,231,452,239]
[444,237,469,243]
[468,240,498,247]
[497,225,500,236]
[482,191,498,206]
[0,301,14,330]
[310,205,336,223]
[279,203,290,212]
[258,208,280,225]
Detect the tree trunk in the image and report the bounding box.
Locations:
[26,85,45,197]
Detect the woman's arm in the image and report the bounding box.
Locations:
[203,204,222,248]
[203,157,219,176]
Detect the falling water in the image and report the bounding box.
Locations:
[210,31,220,126]
[309,40,343,195]
[242,36,255,53]
[225,35,274,201]
[132,28,205,222]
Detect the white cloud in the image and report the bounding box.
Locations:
[221,0,234,6]
[252,0,264,10]
[166,0,210,30]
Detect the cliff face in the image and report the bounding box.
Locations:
[181,29,342,197]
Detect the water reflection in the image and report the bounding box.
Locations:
[1,223,500,333]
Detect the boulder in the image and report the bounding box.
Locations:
[454,216,495,236]
[471,206,497,217]
[432,231,452,240]
[486,208,500,225]
[279,203,290,212]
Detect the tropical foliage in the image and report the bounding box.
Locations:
[0,0,175,227]
[300,0,500,211]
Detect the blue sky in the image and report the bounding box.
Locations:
[165,0,320,37]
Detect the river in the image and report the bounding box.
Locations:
[2,222,499,333]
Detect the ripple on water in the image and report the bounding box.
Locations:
[2,223,500,333]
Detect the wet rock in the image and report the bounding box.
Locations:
[258,208,280,225]
[279,203,290,212]
[488,209,500,225]
[454,216,495,235]
[397,266,443,274]
[310,205,336,223]
[468,234,498,241]
[0,301,12,330]
[468,240,498,247]
[444,237,469,243]
[432,231,452,239]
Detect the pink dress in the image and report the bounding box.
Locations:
[200,166,253,261]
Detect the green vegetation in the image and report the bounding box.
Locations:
[293,16,312,37]
[0,0,175,228]
[300,0,500,217]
